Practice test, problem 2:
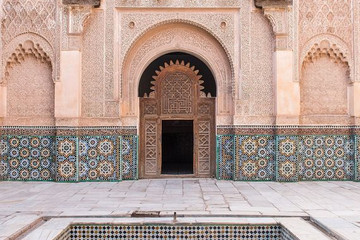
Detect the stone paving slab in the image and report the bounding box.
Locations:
[23,217,330,240]
[0,213,41,240]
[0,179,359,239]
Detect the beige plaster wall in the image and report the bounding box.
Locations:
[81,8,105,119]
[350,83,360,116]
[350,82,360,124]
[275,50,300,125]
[235,9,275,125]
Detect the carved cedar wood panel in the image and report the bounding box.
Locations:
[140,60,215,178]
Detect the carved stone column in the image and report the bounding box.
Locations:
[55,1,98,126]
[260,1,299,125]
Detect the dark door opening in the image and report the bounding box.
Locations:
[161,120,194,174]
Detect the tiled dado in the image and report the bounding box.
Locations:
[217,126,360,182]
[0,126,138,181]
[0,135,55,181]
[2,125,360,182]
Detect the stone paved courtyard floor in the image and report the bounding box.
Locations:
[0,179,360,239]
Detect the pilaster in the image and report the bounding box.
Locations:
[0,85,5,124]
[262,3,299,125]
[55,1,98,126]
[55,51,82,125]
[350,82,360,125]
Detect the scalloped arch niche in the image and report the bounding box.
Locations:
[120,22,233,126]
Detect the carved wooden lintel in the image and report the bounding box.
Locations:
[263,7,291,50]
[67,5,93,35]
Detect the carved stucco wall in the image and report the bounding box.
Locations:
[0,0,57,126]
[300,56,349,124]
[299,0,352,50]
[80,5,238,121]
[1,0,58,82]
[81,8,105,118]
[2,0,57,45]
[80,4,240,124]
[236,9,275,124]
[299,0,353,82]
[298,0,353,124]
[66,1,278,126]
[7,55,54,122]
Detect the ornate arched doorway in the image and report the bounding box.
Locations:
[139,53,216,178]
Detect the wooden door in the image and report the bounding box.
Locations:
[140,60,215,178]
